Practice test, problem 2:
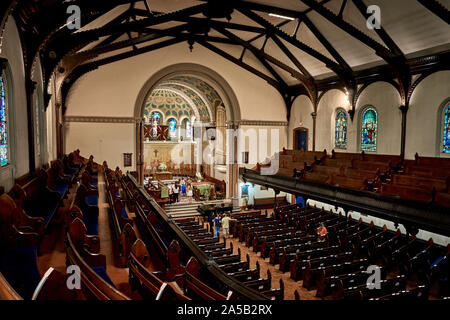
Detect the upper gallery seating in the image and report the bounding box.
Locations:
[256,149,450,206]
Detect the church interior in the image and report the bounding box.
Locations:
[0,0,449,303]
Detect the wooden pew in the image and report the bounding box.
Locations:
[128,239,189,300]
[253,196,288,209]
[9,169,63,229]
[65,218,130,300]
[104,169,137,267]
[184,257,233,300]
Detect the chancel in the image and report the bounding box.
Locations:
[0,0,449,304]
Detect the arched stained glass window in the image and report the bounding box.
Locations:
[183,118,191,138]
[168,118,177,138]
[0,76,8,167]
[150,111,161,138]
[335,109,347,149]
[361,107,378,152]
[443,104,450,153]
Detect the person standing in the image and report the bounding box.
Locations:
[168,184,174,204]
[213,214,221,238]
[173,184,179,203]
[187,185,193,203]
[207,213,214,234]
[221,213,236,240]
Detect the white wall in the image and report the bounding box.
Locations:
[316,89,349,152]
[355,82,402,155]
[65,43,287,168]
[288,95,314,150]
[66,43,285,120]
[288,81,416,156]
[406,71,450,159]
[64,122,136,171]
[0,17,29,191]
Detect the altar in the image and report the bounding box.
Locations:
[154,171,173,180]
[192,181,215,201]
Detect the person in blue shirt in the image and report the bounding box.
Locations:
[207,213,214,234]
[213,214,221,238]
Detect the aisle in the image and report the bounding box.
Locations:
[222,210,325,301]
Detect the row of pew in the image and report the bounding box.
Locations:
[230,203,449,300]
[104,168,242,300]
[0,149,86,299]
[269,149,450,207]
[174,216,284,300]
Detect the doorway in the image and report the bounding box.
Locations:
[293,127,308,151]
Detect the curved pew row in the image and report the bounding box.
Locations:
[122,172,270,300]
[103,164,136,267]
[89,163,242,300]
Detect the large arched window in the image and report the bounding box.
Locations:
[168,118,177,138]
[335,108,348,149]
[361,107,378,152]
[0,75,8,167]
[150,111,162,138]
[443,104,450,154]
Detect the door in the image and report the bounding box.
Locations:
[294,128,308,151]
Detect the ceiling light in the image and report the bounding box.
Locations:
[269,13,295,21]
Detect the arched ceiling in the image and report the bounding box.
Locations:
[1,0,449,118]
[144,88,209,122]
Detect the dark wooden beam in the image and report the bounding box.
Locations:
[269,34,313,79]
[299,0,392,58]
[352,0,404,58]
[196,39,284,93]
[236,8,348,82]
[212,26,297,86]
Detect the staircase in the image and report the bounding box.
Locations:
[165,199,239,218]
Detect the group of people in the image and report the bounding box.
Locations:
[207,213,236,239]
[168,177,194,204]
[204,212,327,242]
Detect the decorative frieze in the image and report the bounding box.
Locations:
[63,116,140,123]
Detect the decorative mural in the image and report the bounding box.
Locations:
[161,83,211,121]
[168,75,222,107]
[143,89,195,123]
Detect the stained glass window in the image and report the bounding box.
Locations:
[150,111,161,138]
[335,109,347,149]
[443,105,450,153]
[183,118,191,138]
[168,118,177,138]
[35,94,41,160]
[361,107,378,152]
[0,76,8,167]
